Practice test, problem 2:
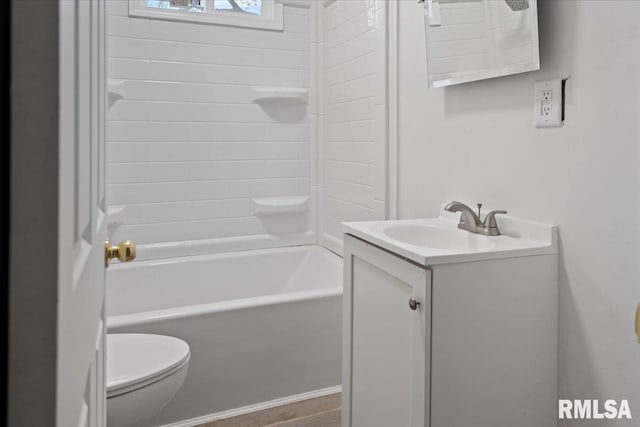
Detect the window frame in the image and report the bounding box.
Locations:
[129,0,284,31]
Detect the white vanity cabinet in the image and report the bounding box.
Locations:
[342,213,558,427]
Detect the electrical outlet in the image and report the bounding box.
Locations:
[535,79,564,128]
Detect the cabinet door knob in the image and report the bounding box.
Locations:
[408,298,420,311]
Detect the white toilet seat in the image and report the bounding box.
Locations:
[107,334,190,398]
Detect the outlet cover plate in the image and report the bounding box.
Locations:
[534,78,564,128]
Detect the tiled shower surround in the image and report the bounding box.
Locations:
[107,0,387,257]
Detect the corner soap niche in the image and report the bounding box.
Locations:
[108,79,125,107]
[252,196,309,216]
[250,86,309,104]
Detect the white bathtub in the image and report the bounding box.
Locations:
[107,245,343,427]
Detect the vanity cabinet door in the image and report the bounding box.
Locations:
[343,235,431,427]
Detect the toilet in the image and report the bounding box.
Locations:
[107,334,190,427]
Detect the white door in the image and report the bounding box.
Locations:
[58,0,109,426]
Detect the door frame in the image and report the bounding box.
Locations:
[8,0,59,425]
[1,1,10,424]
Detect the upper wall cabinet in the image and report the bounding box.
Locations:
[423,0,540,87]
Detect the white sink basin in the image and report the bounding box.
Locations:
[383,224,495,252]
[343,208,557,266]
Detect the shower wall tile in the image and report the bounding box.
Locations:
[109,58,150,80]
[107,142,308,163]
[325,161,373,186]
[118,81,194,102]
[110,36,309,69]
[327,75,375,105]
[325,142,374,164]
[326,31,376,67]
[326,98,375,123]
[116,217,266,244]
[120,199,252,224]
[107,1,312,248]
[146,61,308,87]
[148,14,307,50]
[107,160,309,183]
[326,8,372,49]
[326,179,374,209]
[326,53,375,86]
[107,0,128,16]
[325,0,369,30]
[109,15,151,38]
[109,122,309,142]
[109,177,310,205]
[321,0,386,252]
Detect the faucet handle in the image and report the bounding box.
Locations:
[482,210,508,229]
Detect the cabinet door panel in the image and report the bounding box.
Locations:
[351,258,413,426]
[343,235,430,427]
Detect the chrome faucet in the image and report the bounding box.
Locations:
[444,201,507,236]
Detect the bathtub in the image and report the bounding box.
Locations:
[107,245,343,427]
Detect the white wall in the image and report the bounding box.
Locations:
[319,0,387,253]
[398,0,640,422]
[107,0,313,256]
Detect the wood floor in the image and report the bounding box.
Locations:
[197,393,341,427]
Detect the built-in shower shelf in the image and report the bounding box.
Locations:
[108,79,126,107]
[252,196,309,215]
[250,86,309,104]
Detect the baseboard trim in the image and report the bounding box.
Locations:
[160,386,342,427]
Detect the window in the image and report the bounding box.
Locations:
[145,0,205,12]
[130,0,283,30]
[214,0,262,16]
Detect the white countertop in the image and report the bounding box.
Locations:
[343,209,557,267]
